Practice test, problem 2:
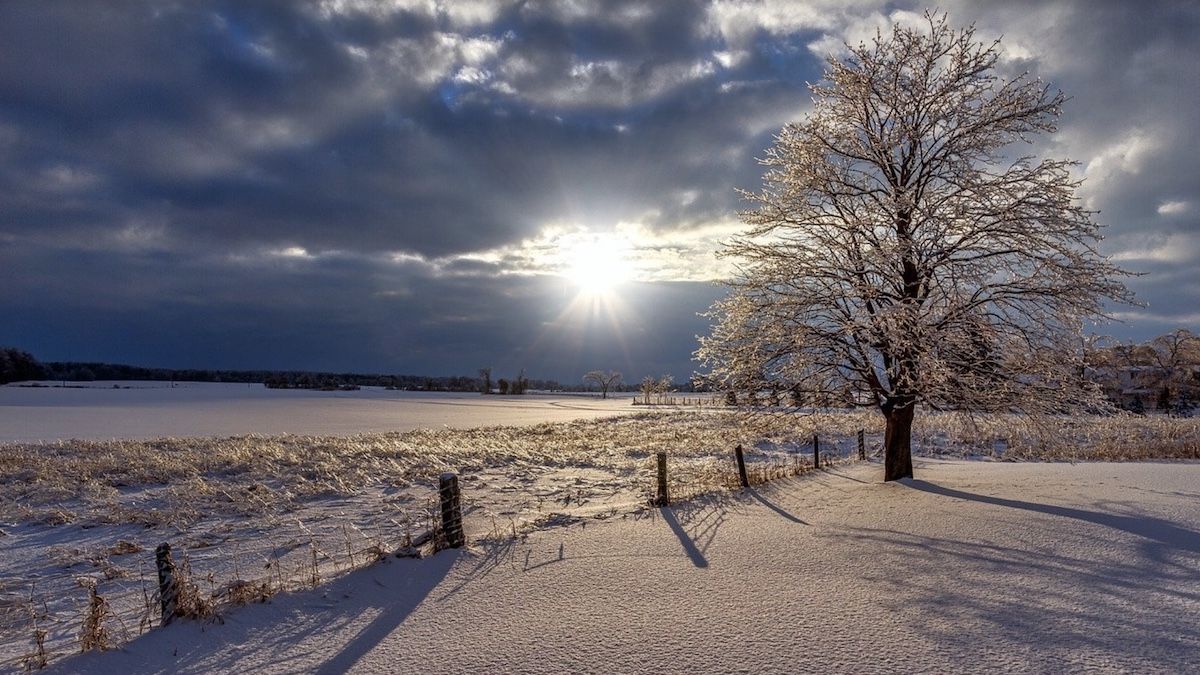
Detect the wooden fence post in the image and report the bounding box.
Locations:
[858,429,865,460]
[439,472,464,548]
[155,542,178,626]
[812,434,820,469]
[734,444,749,488]
[655,452,669,506]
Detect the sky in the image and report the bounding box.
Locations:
[1,1,1197,383]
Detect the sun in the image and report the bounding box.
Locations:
[560,233,635,295]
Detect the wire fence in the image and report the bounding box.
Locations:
[1,428,876,672]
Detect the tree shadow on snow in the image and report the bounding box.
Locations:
[824,522,1200,671]
[905,479,1200,558]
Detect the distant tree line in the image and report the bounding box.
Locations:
[3,347,713,396]
[0,347,571,392]
[0,347,44,385]
[1087,329,1200,415]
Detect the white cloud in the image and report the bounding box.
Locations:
[276,246,312,258]
[508,55,720,108]
[1157,200,1190,216]
[39,165,101,192]
[805,9,924,58]
[1110,233,1198,264]
[707,0,852,48]
[1111,310,1200,326]
[1084,129,1159,178]
[316,0,513,28]
[711,50,746,69]
[427,219,743,284]
[368,31,506,89]
[454,66,491,85]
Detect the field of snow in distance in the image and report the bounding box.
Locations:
[54,460,1200,674]
[0,381,641,442]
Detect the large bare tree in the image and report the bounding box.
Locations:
[583,370,622,399]
[698,14,1132,481]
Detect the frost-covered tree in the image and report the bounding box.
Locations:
[639,374,673,405]
[583,370,622,399]
[698,14,1132,480]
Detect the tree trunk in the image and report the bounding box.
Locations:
[882,402,914,481]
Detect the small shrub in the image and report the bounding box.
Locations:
[22,629,47,671]
[218,580,273,606]
[76,578,111,652]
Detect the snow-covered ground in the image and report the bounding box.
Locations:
[0,382,643,442]
[3,388,1196,672]
[1,409,857,672]
[49,460,1200,674]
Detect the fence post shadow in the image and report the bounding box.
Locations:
[659,507,709,568]
[313,550,460,675]
[744,487,808,524]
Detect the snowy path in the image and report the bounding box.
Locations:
[56,460,1200,674]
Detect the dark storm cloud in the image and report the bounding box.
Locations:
[934,0,1200,335]
[1,0,1196,378]
[1,237,722,377]
[0,0,800,260]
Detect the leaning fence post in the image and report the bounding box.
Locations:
[655,452,670,506]
[812,434,820,469]
[734,444,749,488]
[858,429,865,460]
[439,472,465,548]
[155,542,178,626]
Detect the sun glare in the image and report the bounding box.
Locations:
[561,234,634,295]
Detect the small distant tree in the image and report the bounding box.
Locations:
[478,367,492,395]
[1149,329,1200,404]
[512,369,529,395]
[1148,329,1200,369]
[639,376,656,404]
[638,375,674,404]
[583,370,622,399]
[698,14,1132,481]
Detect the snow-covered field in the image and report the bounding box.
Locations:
[3,383,1198,672]
[50,460,1200,673]
[0,382,644,442]
[0,407,861,672]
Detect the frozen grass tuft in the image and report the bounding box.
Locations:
[76,577,111,653]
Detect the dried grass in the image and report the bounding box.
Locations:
[217,579,273,607]
[912,411,1200,461]
[76,578,110,653]
[170,556,216,622]
[1,409,1195,671]
[0,411,876,527]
